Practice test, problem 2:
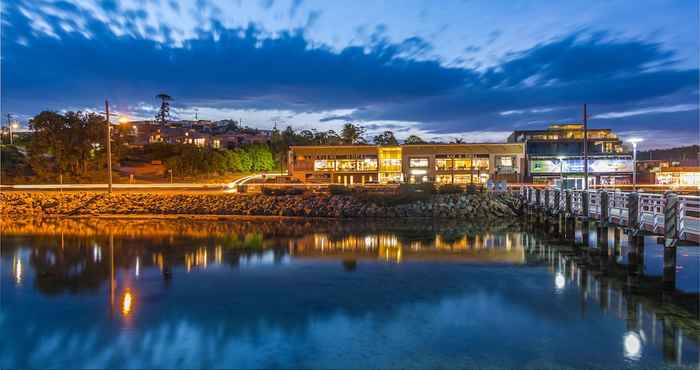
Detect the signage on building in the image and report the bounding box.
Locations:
[530,159,633,174]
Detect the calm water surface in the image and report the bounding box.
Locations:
[1,217,698,369]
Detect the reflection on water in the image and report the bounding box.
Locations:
[1,217,698,369]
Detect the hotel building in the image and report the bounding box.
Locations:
[287,143,525,185]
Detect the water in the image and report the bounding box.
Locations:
[1,217,698,369]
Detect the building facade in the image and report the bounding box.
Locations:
[288,143,525,185]
[507,123,632,188]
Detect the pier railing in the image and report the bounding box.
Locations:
[520,187,700,245]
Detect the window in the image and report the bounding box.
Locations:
[454,158,472,170]
[498,156,513,167]
[379,148,402,172]
[435,158,453,171]
[357,158,378,171]
[453,174,471,184]
[436,175,453,184]
[337,159,357,171]
[409,158,429,168]
[410,169,428,176]
[314,160,335,171]
[474,158,490,170]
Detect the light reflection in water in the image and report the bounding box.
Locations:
[13,255,22,285]
[1,218,698,369]
[121,290,133,317]
[624,331,643,360]
[555,272,566,291]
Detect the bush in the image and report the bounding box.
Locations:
[353,190,430,206]
[398,183,434,195]
[437,184,463,194]
[261,186,304,196]
[466,184,478,194]
[329,184,350,195]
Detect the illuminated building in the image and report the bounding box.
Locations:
[508,123,632,188]
[655,167,700,187]
[288,143,525,185]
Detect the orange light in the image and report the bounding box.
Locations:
[121,291,133,317]
[118,116,129,124]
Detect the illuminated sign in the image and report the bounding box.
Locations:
[530,159,632,174]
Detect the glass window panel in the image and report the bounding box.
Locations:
[435,159,453,171]
[357,158,378,171]
[337,159,357,171]
[314,160,336,171]
[436,175,453,184]
[409,158,429,168]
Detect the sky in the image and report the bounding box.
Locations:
[1,0,698,149]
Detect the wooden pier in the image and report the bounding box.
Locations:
[519,187,699,292]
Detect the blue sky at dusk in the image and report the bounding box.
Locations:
[2,0,698,149]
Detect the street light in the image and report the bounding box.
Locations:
[628,137,644,191]
[557,156,566,189]
[9,122,19,145]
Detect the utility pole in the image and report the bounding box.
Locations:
[105,100,113,194]
[583,104,589,190]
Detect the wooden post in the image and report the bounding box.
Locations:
[581,191,589,218]
[663,193,679,247]
[627,193,639,229]
[663,193,679,290]
[600,191,609,225]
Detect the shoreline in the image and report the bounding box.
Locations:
[1,191,522,219]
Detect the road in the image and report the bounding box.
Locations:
[0,173,284,192]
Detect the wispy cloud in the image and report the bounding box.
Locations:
[592,104,698,119]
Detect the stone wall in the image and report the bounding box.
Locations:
[0,191,521,219]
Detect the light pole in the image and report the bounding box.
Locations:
[105,100,113,194]
[557,156,566,189]
[628,137,644,191]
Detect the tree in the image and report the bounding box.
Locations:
[451,137,465,144]
[341,123,366,144]
[27,111,107,181]
[373,131,399,146]
[155,93,173,125]
[404,135,426,145]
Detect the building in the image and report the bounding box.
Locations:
[655,167,700,187]
[507,123,632,188]
[287,143,525,185]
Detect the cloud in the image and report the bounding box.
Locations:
[1,2,698,148]
[592,104,698,119]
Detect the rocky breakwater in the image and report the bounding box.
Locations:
[0,191,521,219]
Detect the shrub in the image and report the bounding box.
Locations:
[353,190,430,206]
[437,184,463,194]
[466,184,478,194]
[261,186,304,196]
[329,184,350,195]
[399,182,434,195]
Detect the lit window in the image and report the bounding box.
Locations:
[435,158,453,171]
[409,158,429,168]
[337,160,357,171]
[454,158,472,170]
[499,156,513,167]
[453,174,471,184]
[357,158,378,171]
[314,160,336,171]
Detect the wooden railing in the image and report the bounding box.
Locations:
[520,187,699,245]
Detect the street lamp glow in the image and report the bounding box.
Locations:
[118,116,130,124]
[627,137,644,146]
